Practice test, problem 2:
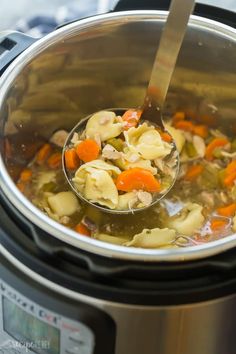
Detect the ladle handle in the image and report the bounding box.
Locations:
[147,0,195,109]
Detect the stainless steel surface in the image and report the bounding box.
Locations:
[1,244,236,354]
[145,0,195,114]
[0,11,236,262]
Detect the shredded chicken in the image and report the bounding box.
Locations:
[50,130,68,147]
[102,144,122,160]
[71,132,79,144]
[136,191,152,207]
[193,135,206,157]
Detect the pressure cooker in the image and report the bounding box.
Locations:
[1,0,236,353]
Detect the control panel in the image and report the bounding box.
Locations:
[0,280,95,354]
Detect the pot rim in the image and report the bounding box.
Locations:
[0,10,236,263]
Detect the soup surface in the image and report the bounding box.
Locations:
[16,110,236,248]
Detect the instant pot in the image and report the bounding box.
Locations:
[1,1,236,353]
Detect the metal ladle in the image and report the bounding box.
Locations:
[62,0,195,214]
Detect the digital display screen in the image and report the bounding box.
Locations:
[3,296,60,354]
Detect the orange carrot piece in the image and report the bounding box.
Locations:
[217,203,236,217]
[184,164,204,181]
[172,111,185,124]
[75,223,91,236]
[156,128,172,143]
[122,109,142,130]
[174,120,195,132]
[36,143,52,164]
[20,168,32,182]
[76,139,100,163]
[16,181,25,192]
[65,149,80,170]
[116,168,161,193]
[210,218,229,231]
[225,160,236,175]
[223,171,236,187]
[47,152,62,169]
[192,124,208,138]
[5,138,12,159]
[205,138,229,161]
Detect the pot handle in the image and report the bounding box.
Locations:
[114,0,236,28]
[0,31,36,74]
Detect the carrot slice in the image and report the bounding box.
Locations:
[76,139,100,163]
[192,124,208,138]
[75,223,91,236]
[184,164,204,181]
[20,168,32,182]
[225,160,236,175]
[217,203,236,217]
[5,138,12,159]
[122,109,142,130]
[210,218,229,230]
[156,128,172,143]
[16,182,25,192]
[36,143,52,164]
[224,171,236,187]
[205,138,229,161]
[65,148,80,170]
[47,152,62,169]
[174,120,195,132]
[172,111,185,124]
[116,168,161,192]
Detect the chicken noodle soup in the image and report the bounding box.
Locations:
[16,110,236,249]
[64,110,178,211]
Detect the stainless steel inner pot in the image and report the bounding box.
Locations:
[0,10,236,262]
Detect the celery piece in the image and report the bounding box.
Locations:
[218,169,226,186]
[213,147,223,158]
[114,158,126,170]
[231,139,236,151]
[185,142,197,157]
[107,138,124,152]
[200,164,220,189]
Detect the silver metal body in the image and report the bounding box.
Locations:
[1,244,236,354]
[0,11,236,262]
[1,10,236,354]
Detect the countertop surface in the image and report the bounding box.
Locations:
[0,0,235,31]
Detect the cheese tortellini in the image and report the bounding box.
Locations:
[125,228,176,248]
[73,160,121,209]
[166,203,205,235]
[124,123,172,160]
[85,111,123,141]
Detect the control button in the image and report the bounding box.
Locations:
[69,331,85,344]
[66,346,81,354]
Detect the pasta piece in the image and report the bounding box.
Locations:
[48,191,80,217]
[166,203,205,235]
[165,123,186,152]
[36,171,56,191]
[94,233,128,245]
[125,228,176,248]
[124,123,172,160]
[73,159,121,193]
[122,156,157,175]
[117,192,138,210]
[85,111,123,141]
[232,215,236,232]
[84,169,119,209]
